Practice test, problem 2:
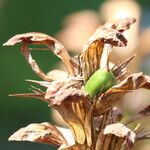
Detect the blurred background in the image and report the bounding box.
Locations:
[0,0,150,149]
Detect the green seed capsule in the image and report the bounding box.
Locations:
[85,69,116,98]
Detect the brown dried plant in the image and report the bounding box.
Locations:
[3,18,150,150]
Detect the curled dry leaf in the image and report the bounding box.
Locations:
[9,122,68,147]
[103,123,136,142]
[103,123,136,149]
[112,55,135,79]
[104,18,136,32]
[45,80,86,105]
[54,103,86,145]
[79,17,135,82]
[80,28,127,81]
[56,126,75,147]
[93,73,150,116]
[44,79,88,145]
[10,80,88,145]
[3,32,75,80]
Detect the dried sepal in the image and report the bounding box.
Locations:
[80,28,127,81]
[71,100,92,147]
[9,93,46,101]
[9,122,68,147]
[141,75,150,89]
[79,18,135,82]
[103,123,136,149]
[56,126,75,147]
[104,18,136,32]
[26,79,51,87]
[44,79,88,145]
[100,44,112,71]
[54,103,86,145]
[45,80,86,105]
[9,86,46,101]
[94,73,150,115]
[112,55,135,79]
[3,32,75,78]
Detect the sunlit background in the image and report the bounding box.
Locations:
[0,0,150,149]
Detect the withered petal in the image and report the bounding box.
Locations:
[80,18,135,81]
[45,80,86,106]
[3,32,75,77]
[56,126,75,147]
[112,55,135,79]
[43,79,87,145]
[94,73,150,115]
[3,32,54,46]
[104,18,136,32]
[54,103,86,145]
[103,123,136,149]
[9,122,68,147]
[9,93,46,102]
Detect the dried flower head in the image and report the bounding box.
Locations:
[3,18,150,150]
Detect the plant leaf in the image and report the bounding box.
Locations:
[112,55,135,79]
[3,32,75,79]
[9,122,68,147]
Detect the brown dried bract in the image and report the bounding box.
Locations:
[79,18,135,81]
[3,32,75,79]
[9,122,68,147]
[94,73,150,116]
[103,123,136,149]
[45,80,86,105]
[104,18,136,32]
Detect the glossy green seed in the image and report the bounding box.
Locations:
[85,69,116,98]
